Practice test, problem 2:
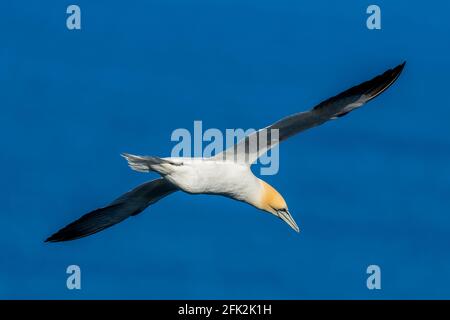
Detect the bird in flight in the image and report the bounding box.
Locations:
[46,62,405,242]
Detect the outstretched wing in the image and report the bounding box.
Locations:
[215,62,405,164]
[45,178,178,242]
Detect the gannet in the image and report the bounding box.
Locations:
[46,62,405,242]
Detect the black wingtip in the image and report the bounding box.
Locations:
[44,229,97,243]
[313,61,406,114]
[395,60,406,74]
[45,227,70,243]
[391,60,406,79]
[44,234,62,243]
[387,61,406,79]
[365,60,406,101]
[44,232,72,243]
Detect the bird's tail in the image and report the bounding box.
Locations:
[121,153,181,175]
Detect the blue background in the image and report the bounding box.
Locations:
[1,0,449,299]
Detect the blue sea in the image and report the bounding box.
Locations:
[1,0,449,299]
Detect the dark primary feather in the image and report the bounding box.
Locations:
[269,61,406,142]
[45,178,178,242]
[219,61,405,162]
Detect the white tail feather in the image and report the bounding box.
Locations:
[121,153,180,175]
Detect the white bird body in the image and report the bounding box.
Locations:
[122,153,297,230]
[46,62,405,242]
[151,158,262,204]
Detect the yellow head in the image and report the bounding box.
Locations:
[259,180,287,213]
[258,180,299,232]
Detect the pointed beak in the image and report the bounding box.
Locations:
[276,209,300,233]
